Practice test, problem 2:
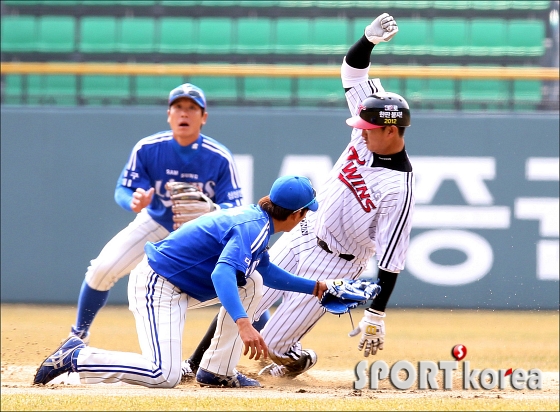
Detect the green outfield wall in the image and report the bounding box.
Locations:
[1,107,558,309]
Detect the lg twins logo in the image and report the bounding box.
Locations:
[338,146,375,212]
[354,344,543,390]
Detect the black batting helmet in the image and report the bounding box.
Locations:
[346,92,411,129]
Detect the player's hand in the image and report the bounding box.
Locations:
[365,13,398,44]
[131,187,154,213]
[237,318,268,361]
[348,308,386,357]
[314,280,328,301]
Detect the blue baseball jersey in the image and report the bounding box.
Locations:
[116,131,243,232]
[145,204,272,302]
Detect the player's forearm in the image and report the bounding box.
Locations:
[260,263,316,295]
[346,35,375,69]
[369,269,399,312]
[342,34,374,90]
[114,185,134,212]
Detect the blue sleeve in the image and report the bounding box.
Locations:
[118,146,152,193]
[114,185,133,212]
[258,261,316,295]
[115,146,153,212]
[212,156,243,210]
[217,226,254,274]
[211,262,248,322]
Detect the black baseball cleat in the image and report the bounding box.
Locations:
[258,349,317,378]
[181,358,198,382]
[33,336,85,385]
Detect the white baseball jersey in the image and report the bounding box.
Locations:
[254,72,415,365]
[314,79,415,270]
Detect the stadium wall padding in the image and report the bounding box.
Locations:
[1,107,558,309]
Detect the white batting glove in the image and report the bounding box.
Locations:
[365,13,398,44]
[348,308,386,357]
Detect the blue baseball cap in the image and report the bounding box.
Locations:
[168,83,206,109]
[270,175,318,212]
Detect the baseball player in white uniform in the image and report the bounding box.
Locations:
[182,12,415,379]
[67,83,243,344]
[34,176,334,388]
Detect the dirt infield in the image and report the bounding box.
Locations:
[2,362,559,411]
[1,304,558,411]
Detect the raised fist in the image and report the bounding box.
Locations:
[365,13,399,44]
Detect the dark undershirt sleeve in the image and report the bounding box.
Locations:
[345,35,375,69]
[369,268,398,312]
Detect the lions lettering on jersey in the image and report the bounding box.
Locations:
[119,131,243,233]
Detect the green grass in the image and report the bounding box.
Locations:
[1,394,558,411]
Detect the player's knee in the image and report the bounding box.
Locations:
[157,379,179,389]
[84,261,121,291]
[163,371,182,388]
[153,367,182,388]
[84,275,116,291]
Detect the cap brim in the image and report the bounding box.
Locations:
[169,95,205,109]
[346,116,383,130]
[307,199,319,212]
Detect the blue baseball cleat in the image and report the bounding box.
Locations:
[33,336,85,385]
[196,368,261,388]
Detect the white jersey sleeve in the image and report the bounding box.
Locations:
[341,57,370,89]
[341,56,385,115]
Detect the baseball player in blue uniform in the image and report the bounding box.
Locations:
[34,175,333,388]
[67,83,243,344]
[182,12,415,380]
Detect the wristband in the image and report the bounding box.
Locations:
[313,280,320,297]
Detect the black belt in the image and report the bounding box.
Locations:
[317,238,355,261]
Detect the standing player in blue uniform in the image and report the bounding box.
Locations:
[67,83,243,344]
[34,176,329,389]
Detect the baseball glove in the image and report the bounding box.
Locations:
[166,181,218,230]
[320,279,381,315]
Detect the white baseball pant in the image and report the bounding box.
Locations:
[85,209,169,291]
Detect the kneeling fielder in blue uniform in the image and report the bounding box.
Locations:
[34,175,329,388]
